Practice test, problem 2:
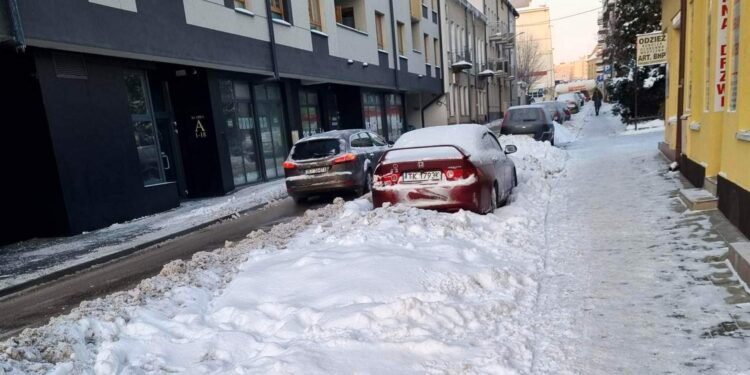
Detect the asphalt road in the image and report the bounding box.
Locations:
[0,197,328,340]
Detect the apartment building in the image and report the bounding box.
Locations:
[514,4,555,101]
[0,0,442,244]
[660,0,750,239]
[424,0,518,125]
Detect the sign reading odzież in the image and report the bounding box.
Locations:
[636,32,668,67]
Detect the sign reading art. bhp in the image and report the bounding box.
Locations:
[636,32,668,67]
[715,0,730,112]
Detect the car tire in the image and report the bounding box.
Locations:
[292,195,307,204]
[490,183,499,213]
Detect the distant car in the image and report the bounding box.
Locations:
[557,93,581,114]
[539,101,566,124]
[283,130,390,203]
[578,90,591,102]
[575,92,586,106]
[372,124,517,214]
[556,101,572,121]
[500,105,556,145]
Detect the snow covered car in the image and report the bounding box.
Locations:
[500,105,556,145]
[557,93,581,114]
[284,130,390,203]
[372,125,517,214]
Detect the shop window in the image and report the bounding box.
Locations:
[124,71,166,186]
[299,90,322,138]
[254,84,288,179]
[385,94,404,141]
[376,12,386,49]
[363,92,385,138]
[220,80,261,186]
[309,0,323,31]
[731,0,741,111]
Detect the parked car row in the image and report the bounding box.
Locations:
[283,125,518,215]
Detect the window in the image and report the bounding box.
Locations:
[221,80,261,186]
[397,22,406,55]
[434,38,440,66]
[730,0,741,111]
[363,92,385,138]
[125,71,166,187]
[376,12,386,49]
[309,0,322,31]
[270,0,285,21]
[411,22,421,52]
[299,90,321,138]
[705,0,713,112]
[351,132,375,148]
[385,94,404,141]
[234,0,250,11]
[335,0,365,31]
[337,6,355,28]
[368,132,388,146]
[424,34,430,62]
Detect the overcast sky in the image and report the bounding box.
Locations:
[529,0,601,64]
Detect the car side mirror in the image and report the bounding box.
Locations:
[504,145,517,155]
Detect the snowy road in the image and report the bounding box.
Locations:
[2,105,749,374]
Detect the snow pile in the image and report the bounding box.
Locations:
[394,124,495,163]
[621,119,665,135]
[1,139,568,373]
[553,121,577,146]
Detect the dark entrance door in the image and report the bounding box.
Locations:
[148,78,188,197]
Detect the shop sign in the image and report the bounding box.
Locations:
[192,115,208,139]
[715,0,730,112]
[636,32,667,67]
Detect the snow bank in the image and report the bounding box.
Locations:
[553,121,577,146]
[621,119,665,136]
[1,139,569,374]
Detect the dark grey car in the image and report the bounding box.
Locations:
[283,130,390,203]
[500,105,556,145]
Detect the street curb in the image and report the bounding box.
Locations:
[0,201,271,300]
[728,242,750,287]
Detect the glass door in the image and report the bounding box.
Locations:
[124,70,166,186]
[254,84,288,180]
[149,79,187,195]
[221,81,261,186]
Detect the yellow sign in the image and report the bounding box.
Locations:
[636,32,668,67]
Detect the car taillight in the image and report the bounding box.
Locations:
[501,113,508,128]
[282,161,297,169]
[333,153,357,164]
[375,172,400,186]
[444,168,464,181]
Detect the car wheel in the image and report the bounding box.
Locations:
[292,195,307,204]
[490,183,499,213]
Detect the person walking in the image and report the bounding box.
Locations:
[592,88,603,116]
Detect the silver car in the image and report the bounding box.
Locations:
[283,130,391,203]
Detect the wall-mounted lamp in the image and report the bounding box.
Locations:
[348,59,354,64]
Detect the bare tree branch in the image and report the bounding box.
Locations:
[515,35,545,93]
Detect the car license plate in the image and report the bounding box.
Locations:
[402,170,442,183]
[305,167,329,175]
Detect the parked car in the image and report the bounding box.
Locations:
[557,93,581,114]
[500,105,556,145]
[556,101,572,121]
[372,124,517,214]
[539,101,566,123]
[575,92,586,107]
[283,130,390,203]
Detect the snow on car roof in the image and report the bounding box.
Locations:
[392,124,494,163]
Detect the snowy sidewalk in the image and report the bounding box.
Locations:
[2,105,750,374]
[0,180,287,295]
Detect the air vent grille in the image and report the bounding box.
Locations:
[53,53,88,79]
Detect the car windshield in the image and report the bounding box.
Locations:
[509,108,542,121]
[291,139,341,160]
[557,94,577,102]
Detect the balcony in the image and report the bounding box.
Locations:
[448,51,472,71]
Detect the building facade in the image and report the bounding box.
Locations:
[514,4,555,101]
[554,58,590,83]
[424,0,518,125]
[0,0,442,245]
[660,0,750,239]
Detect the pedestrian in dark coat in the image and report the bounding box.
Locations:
[592,88,603,116]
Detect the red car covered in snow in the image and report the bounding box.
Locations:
[372,125,517,214]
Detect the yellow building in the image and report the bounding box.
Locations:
[515,5,555,100]
[555,58,589,82]
[661,0,750,238]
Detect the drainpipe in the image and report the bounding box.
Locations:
[675,0,687,161]
[388,0,400,90]
[264,0,280,80]
[421,0,447,127]
[7,0,26,51]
